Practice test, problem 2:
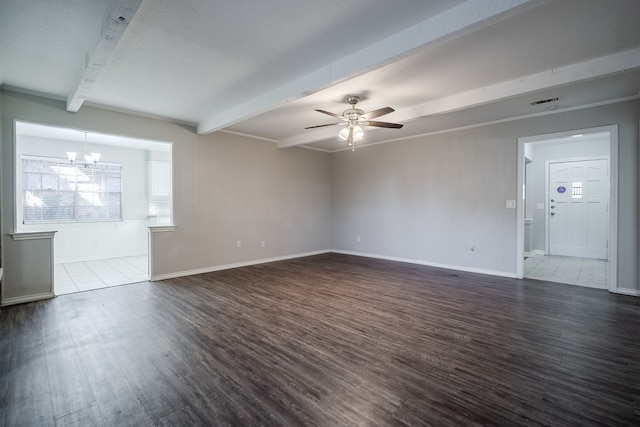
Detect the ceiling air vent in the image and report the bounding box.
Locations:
[530,97,559,106]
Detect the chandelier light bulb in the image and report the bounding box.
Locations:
[353,125,364,140]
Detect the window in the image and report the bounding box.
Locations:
[572,182,583,199]
[22,156,122,224]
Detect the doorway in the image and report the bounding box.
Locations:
[15,122,173,295]
[516,126,617,291]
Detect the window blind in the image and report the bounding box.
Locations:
[22,157,122,224]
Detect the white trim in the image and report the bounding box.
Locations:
[218,129,278,143]
[516,138,525,278]
[82,101,198,129]
[10,231,57,241]
[1,85,67,103]
[609,125,619,292]
[611,288,640,297]
[1,292,55,307]
[148,225,176,233]
[149,250,331,281]
[299,145,332,153]
[331,250,517,278]
[524,249,546,258]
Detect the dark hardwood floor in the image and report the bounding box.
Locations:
[1,253,639,426]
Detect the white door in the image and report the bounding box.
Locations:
[548,159,608,259]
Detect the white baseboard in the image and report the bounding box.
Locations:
[1,292,55,307]
[331,250,517,278]
[524,250,546,257]
[611,287,640,297]
[150,250,332,281]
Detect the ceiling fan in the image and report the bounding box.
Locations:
[305,96,403,150]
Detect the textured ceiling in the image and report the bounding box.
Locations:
[1,0,639,152]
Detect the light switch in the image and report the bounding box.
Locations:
[506,200,516,209]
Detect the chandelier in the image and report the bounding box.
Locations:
[67,132,101,167]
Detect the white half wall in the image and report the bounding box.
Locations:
[26,220,148,263]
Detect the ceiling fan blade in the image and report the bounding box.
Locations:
[362,106,394,120]
[364,120,403,129]
[315,109,343,119]
[304,123,342,129]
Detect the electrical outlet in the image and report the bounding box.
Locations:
[236,240,241,247]
[506,200,516,209]
[356,236,361,242]
[468,244,476,253]
[261,240,266,248]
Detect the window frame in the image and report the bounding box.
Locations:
[20,155,123,225]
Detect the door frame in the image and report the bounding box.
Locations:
[516,125,618,293]
[544,156,610,257]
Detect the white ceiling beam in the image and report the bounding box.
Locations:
[197,0,548,134]
[66,0,142,113]
[278,47,640,148]
[399,46,640,121]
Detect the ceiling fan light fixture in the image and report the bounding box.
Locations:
[338,127,350,141]
[307,95,401,150]
[353,125,364,141]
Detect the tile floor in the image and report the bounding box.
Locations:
[523,254,608,289]
[54,255,148,295]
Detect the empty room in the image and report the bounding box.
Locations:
[1,1,639,425]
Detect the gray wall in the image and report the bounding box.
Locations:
[332,99,640,291]
[0,89,3,273]
[1,90,332,285]
[1,90,638,297]
[332,126,518,275]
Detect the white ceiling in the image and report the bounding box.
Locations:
[1,0,639,152]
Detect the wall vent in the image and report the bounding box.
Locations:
[530,97,559,106]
